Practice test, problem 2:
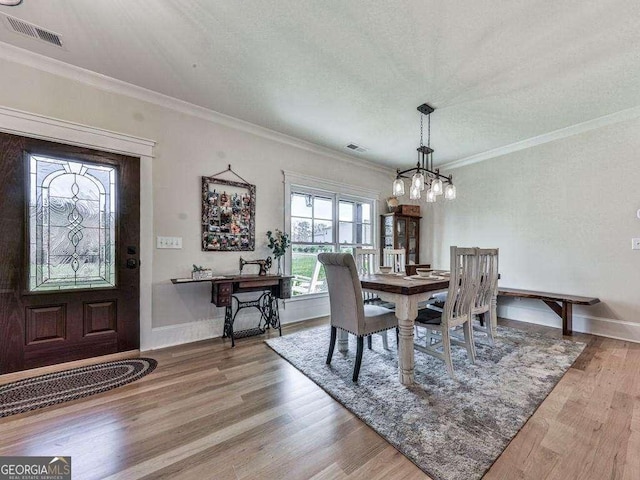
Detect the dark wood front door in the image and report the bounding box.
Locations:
[0,132,140,374]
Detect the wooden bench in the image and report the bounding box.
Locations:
[498,288,600,336]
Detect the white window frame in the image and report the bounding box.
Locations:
[283,171,379,300]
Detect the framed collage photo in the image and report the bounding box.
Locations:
[201,176,255,251]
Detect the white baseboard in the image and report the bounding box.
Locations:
[498,304,640,344]
[149,295,329,350]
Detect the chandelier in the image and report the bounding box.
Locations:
[392,104,456,202]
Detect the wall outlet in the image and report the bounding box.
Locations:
[157,236,183,249]
[632,238,640,250]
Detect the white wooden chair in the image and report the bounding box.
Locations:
[354,248,379,276]
[383,248,406,274]
[413,246,479,378]
[471,248,499,345]
[354,248,392,350]
[318,253,398,381]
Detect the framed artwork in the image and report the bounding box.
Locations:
[202,176,255,251]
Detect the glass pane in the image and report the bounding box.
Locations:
[291,193,312,217]
[313,219,333,243]
[339,221,353,244]
[291,217,313,243]
[361,223,372,245]
[409,220,417,237]
[361,203,371,223]
[291,244,334,296]
[28,154,116,291]
[339,201,354,221]
[314,197,333,220]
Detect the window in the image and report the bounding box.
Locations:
[290,187,374,296]
[28,154,117,291]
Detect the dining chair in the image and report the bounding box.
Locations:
[413,246,480,378]
[318,253,398,382]
[471,248,499,345]
[383,248,406,274]
[354,247,379,276]
[426,248,499,345]
[354,248,391,349]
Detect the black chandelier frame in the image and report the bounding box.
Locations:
[393,103,453,187]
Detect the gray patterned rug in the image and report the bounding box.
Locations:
[0,358,157,418]
[266,326,585,480]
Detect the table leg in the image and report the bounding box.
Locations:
[394,296,417,386]
[338,329,349,353]
[562,302,573,336]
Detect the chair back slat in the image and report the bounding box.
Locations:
[475,248,499,311]
[443,246,480,328]
[383,248,406,273]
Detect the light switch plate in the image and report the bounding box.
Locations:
[632,238,640,250]
[157,236,183,249]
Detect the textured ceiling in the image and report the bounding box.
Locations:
[1,0,639,168]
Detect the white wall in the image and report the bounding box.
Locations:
[424,117,640,341]
[0,55,393,350]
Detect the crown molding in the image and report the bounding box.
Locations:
[442,103,640,171]
[0,41,393,175]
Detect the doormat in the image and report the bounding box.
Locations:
[0,358,157,418]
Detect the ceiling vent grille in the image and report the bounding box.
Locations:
[345,143,367,153]
[4,15,63,47]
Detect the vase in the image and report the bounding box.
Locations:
[276,257,282,276]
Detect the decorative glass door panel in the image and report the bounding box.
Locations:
[28,154,117,291]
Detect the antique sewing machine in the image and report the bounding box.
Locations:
[239,256,272,276]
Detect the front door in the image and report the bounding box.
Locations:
[0,132,140,374]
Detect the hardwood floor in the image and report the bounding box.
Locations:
[0,317,637,479]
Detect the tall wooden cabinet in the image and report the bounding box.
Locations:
[380,213,421,266]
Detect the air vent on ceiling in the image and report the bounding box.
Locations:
[345,143,367,153]
[4,14,63,47]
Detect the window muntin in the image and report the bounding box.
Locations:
[290,188,374,296]
[28,154,117,291]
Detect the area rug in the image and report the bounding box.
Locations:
[0,358,157,418]
[266,326,585,480]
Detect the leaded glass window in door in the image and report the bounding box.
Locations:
[28,154,117,291]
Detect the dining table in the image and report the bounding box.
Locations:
[355,273,450,385]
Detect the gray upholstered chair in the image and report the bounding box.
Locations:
[414,246,480,378]
[318,253,398,382]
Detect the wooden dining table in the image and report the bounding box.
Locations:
[358,273,450,386]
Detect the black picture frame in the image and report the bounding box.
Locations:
[201,176,255,251]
